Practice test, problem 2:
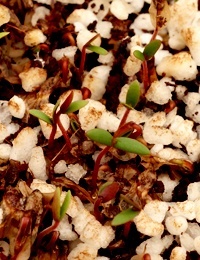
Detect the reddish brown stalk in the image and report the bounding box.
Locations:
[129,124,143,139]
[123,221,132,238]
[114,122,142,139]
[57,117,72,150]
[48,124,57,148]
[36,221,59,248]
[92,146,110,189]
[48,91,73,148]
[45,231,60,251]
[118,108,130,129]
[150,27,158,41]
[142,60,149,91]
[79,34,101,76]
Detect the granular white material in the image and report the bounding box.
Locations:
[65,163,87,184]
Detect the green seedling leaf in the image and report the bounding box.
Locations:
[0,32,9,39]
[60,190,71,220]
[114,137,150,155]
[111,208,139,226]
[51,187,61,222]
[126,80,140,108]
[86,128,113,146]
[133,50,145,61]
[66,100,88,113]
[53,100,60,116]
[143,40,161,60]
[87,45,108,55]
[29,109,52,124]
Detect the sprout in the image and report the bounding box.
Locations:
[86,128,113,146]
[52,188,71,221]
[29,91,88,148]
[36,188,71,247]
[87,45,108,55]
[133,40,161,62]
[111,208,139,226]
[86,80,149,190]
[66,100,89,113]
[125,80,140,109]
[29,109,52,124]
[94,182,120,222]
[60,189,71,220]
[79,33,108,75]
[86,129,150,156]
[143,40,162,60]
[133,40,161,91]
[133,50,145,62]
[86,127,150,189]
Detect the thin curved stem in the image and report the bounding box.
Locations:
[118,108,130,129]
[92,146,110,189]
[48,124,57,148]
[57,117,72,150]
[142,60,149,91]
[36,221,59,248]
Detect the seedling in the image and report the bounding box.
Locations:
[111,208,139,226]
[87,45,108,55]
[79,33,108,76]
[29,91,88,148]
[133,40,161,91]
[0,32,9,39]
[36,188,71,247]
[119,80,141,127]
[94,181,120,221]
[86,81,150,189]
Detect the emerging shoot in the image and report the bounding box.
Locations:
[111,208,139,226]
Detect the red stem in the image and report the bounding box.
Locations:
[45,231,60,251]
[123,221,131,238]
[142,60,149,91]
[57,117,72,150]
[118,108,130,129]
[79,34,100,76]
[36,221,59,248]
[92,146,110,189]
[48,124,57,148]
[150,27,158,41]
[79,46,86,76]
